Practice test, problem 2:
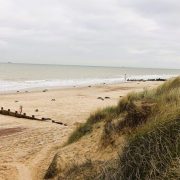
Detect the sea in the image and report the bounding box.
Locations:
[0,63,179,92]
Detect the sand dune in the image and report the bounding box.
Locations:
[0,81,162,180]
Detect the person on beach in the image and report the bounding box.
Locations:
[124,74,127,82]
[19,105,23,114]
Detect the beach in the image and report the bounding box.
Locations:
[0,81,163,180]
[1,0,180,178]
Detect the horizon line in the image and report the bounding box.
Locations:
[0,62,180,70]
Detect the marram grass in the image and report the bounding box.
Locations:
[46,77,180,179]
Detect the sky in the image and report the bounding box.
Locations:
[0,0,180,69]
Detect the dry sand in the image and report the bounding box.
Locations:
[0,81,162,180]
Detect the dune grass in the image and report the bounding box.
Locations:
[66,77,180,148]
[113,117,180,180]
[67,106,118,144]
[46,77,180,179]
[44,154,59,179]
[98,77,180,179]
[67,77,180,145]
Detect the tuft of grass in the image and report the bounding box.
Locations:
[156,77,180,96]
[44,154,59,179]
[162,157,180,179]
[115,117,180,180]
[100,119,117,147]
[45,158,104,180]
[67,106,118,144]
[59,159,95,179]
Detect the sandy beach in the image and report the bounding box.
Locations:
[0,81,163,180]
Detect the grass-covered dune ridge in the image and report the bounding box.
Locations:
[68,77,180,146]
[67,105,118,145]
[46,77,180,179]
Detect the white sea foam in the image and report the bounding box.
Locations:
[0,74,178,92]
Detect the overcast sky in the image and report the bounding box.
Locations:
[0,0,180,69]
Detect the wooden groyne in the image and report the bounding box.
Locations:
[0,107,67,126]
[0,107,44,121]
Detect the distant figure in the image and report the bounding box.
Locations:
[124,74,127,82]
[19,105,23,114]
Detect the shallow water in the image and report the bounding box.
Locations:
[0,63,179,92]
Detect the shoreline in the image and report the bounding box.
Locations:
[0,77,171,95]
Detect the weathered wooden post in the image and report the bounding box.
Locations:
[32,115,35,119]
[0,107,3,113]
[8,109,10,115]
[15,111,18,117]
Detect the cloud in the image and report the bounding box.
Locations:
[0,0,180,69]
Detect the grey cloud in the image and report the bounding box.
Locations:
[0,0,180,68]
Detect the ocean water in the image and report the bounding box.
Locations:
[0,63,179,92]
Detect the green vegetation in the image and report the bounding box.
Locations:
[117,118,180,179]
[100,77,180,179]
[46,77,180,179]
[58,159,100,180]
[67,77,180,146]
[67,106,118,144]
[44,154,59,179]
